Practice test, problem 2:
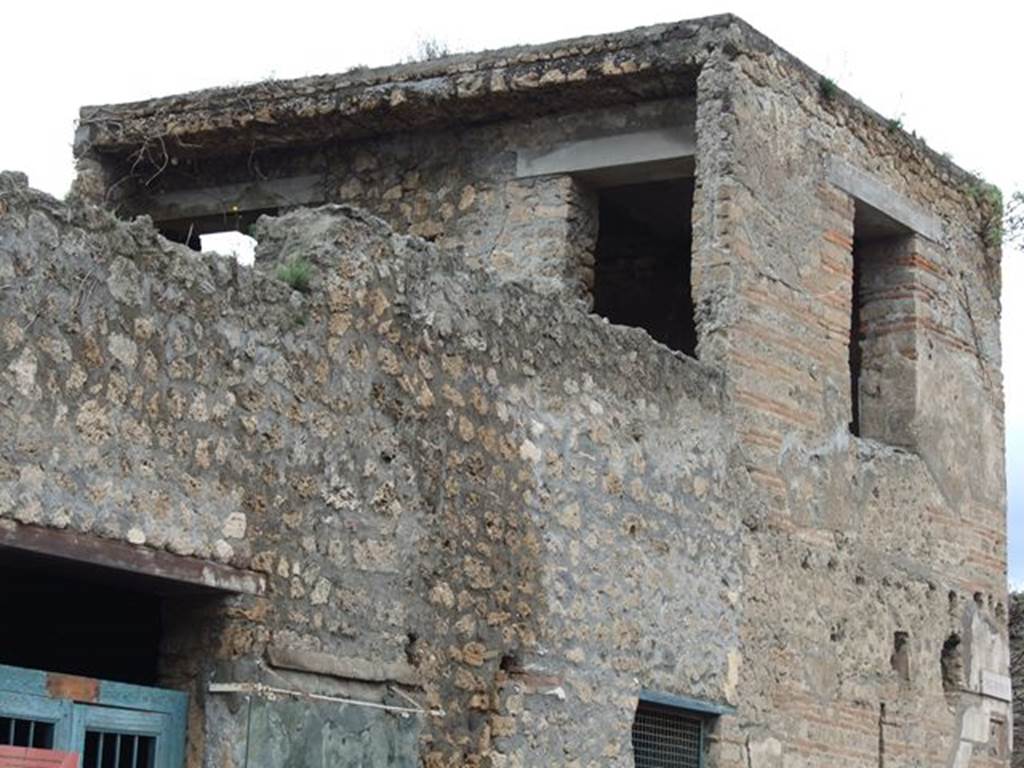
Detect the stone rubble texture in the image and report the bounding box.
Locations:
[2,12,1012,768]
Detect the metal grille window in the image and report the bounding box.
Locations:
[632,701,703,768]
[0,717,55,749]
[83,731,156,768]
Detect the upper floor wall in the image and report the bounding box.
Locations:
[80,19,1004,581]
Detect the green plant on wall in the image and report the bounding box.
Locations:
[818,76,838,101]
[969,182,1005,249]
[276,256,314,293]
[407,37,453,63]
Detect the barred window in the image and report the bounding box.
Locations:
[631,700,704,768]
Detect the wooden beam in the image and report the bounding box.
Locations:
[0,523,265,596]
[144,174,324,223]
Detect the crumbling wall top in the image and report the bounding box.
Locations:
[74,13,985,200]
[73,15,742,160]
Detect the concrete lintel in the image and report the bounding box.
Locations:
[826,157,944,241]
[266,643,421,688]
[145,174,325,223]
[516,127,695,180]
[0,521,266,595]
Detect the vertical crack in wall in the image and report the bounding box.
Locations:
[878,702,886,768]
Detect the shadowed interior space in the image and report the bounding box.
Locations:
[0,552,165,685]
[592,178,696,356]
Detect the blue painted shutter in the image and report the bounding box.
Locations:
[0,666,186,768]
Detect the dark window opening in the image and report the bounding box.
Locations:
[0,553,164,685]
[592,178,696,356]
[891,631,910,682]
[632,699,704,768]
[849,200,916,441]
[940,633,963,693]
[158,207,275,255]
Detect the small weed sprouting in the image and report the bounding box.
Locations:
[968,182,1004,249]
[887,117,903,133]
[276,256,314,293]
[406,37,452,63]
[819,76,838,101]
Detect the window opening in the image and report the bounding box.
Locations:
[849,200,916,441]
[0,527,254,768]
[632,699,704,768]
[891,631,910,682]
[940,633,963,693]
[158,207,274,262]
[199,231,257,265]
[592,178,696,356]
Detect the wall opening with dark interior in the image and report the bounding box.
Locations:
[891,630,910,682]
[591,177,696,356]
[158,207,273,265]
[0,548,215,687]
[940,633,963,694]
[849,199,917,445]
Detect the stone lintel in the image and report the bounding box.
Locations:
[826,156,944,241]
[266,644,421,688]
[516,127,695,182]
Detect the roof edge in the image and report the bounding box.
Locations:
[78,14,741,120]
[74,13,986,194]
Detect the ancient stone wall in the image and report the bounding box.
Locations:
[701,42,1009,768]
[0,171,745,767]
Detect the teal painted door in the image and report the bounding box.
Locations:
[0,665,186,768]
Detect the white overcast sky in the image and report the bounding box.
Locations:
[4,1,1022,584]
